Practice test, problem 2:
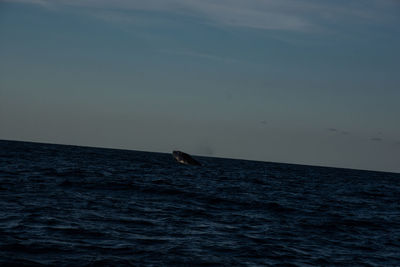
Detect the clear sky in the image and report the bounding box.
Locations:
[1,0,399,172]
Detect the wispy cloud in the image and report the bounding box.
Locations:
[159,49,239,63]
[371,137,383,142]
[327,128,350,136]
[4,0,398,32]
[4,0,52,8]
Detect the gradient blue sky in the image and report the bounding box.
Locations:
[1,0,399,172]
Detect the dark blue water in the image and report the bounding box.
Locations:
[1,140,399,266]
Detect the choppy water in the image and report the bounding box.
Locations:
[0,140,399,266]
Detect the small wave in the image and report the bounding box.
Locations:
[45,226,108,239]
[0,241,68,254]
[0,258,46,267]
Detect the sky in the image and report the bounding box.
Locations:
[0,0,399,173]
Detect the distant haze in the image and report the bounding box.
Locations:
[1,0,399,173]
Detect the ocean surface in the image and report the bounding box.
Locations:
[0,140,399,266]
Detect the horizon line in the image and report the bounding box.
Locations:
[1,138,398,175]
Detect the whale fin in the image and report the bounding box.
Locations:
[172,151,201,166]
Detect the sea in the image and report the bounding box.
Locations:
[0,140,399,266]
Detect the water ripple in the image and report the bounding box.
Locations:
[0,140,399,266]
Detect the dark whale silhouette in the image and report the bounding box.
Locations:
[172,151,201,166]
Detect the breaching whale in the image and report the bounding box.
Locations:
[172,151,201,166]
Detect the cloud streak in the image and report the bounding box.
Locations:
[159,49,239,63]
[327,128,350,136]
[5,0,398,32]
